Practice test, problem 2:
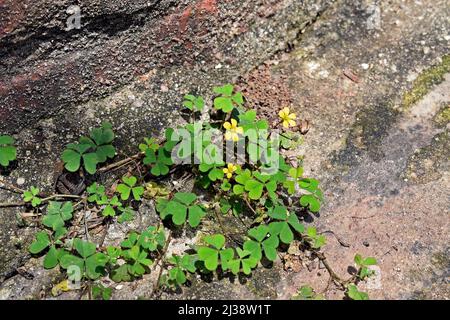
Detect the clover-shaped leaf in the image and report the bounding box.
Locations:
[244,172,278,200]
[87,182,106,204]
[117,206,136,223]
[199,162,225,181]
[183,94,205,111]
[100,195,122,217]
[144,148,173,176]
[300,194,321,213]
[29,231,66,269]
[62,142,98,174]
[116,176,144,201]
[126,245,153,276]
[23,186,42,207]
[0,135,17,167]
[42,201,73,231]
[197,234,227,271]
[89,122,116,163]
[354,254,377,279]
[213,84,244,112]
[226,247,258,275]
[298,178,323,213]
[157,192,206,227]
[346,284,369,300]
[268,205,304,244]
[139,137,159,153]
[232,168,252,195]
[29,231,51,254]
[244,225,279,261]
[138,226,166,251]
[111,264,132,283]
[166,254,197,286]
[60,239,108,280]
[306,227,326,249]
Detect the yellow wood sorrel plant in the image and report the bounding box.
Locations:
[0,84,376,300]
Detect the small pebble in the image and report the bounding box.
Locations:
[361,63,370,70]
[16,177,25,185]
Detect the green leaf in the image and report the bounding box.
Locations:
[121,232,139,248]
[111,264,132,282]
[117,207,136,223]
[197,247,218,271]
[243,240,262,261]
[90,123,115,145]
[219,248,234,271]
[174,192,197,206]
[347,284,369,300]
[363,257,377,266]
[300,194,321,213]
[248,225,269,242]
[44,246,60,269]
[43,201,73,231]
[60,254,84,271]
[354,254,363,266]
[103,205,116,217]
[0,135,14,145]
[61,149,81,172]
[269,205,288,220]
[85,252,108,279]
[167,201,187,225]
[245,180,264,200]
[204,234,225,249]
[83,153,98,174]
[287,213,304,233]
[0,144,17,167]
[150,149,173,176]
[95,145,115,163]
[116,184,131,201]
[188,205,206,227]
[214,97,234,112]
[29,231,51,254]
[122,176,137,187]
[132,186,144,201]
[279,223,294,244]
[214,84,234,96]
[73,239,96,259]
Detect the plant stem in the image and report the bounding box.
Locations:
[41,194,82,202]
[0,178,25,193]
[97,153,143,173]
[153,231,172,294]
[0,202,26,208]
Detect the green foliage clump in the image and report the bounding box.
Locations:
[18,83,378,300]
[213,84,244,112]
[62,122,115,174]
[23,186,42,207]
[157,192,206,227]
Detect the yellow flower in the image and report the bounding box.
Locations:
[279,107,297,128]
[223,163,238,179]
[223,118,244,142]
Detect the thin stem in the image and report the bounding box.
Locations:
[0,178,25,193]
[0,202,26,208]
[153,231,172,294]
[97,153,143,173]
[41,194,82,202]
